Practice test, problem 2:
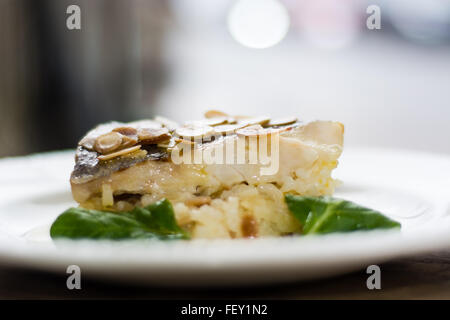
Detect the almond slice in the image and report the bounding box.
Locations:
[205,117,228,126]
[120,135,139,148]
[236,125,290,137]
[79,122,124,150]
[236,125,265,137]
[204,110,229,118]
[187,117,228,127]
[98,145,142,161]
[112,126,138,136]
[175,124,214,139]
[213,123,244,135]
[267,116,298,127]
[239,116,271,127]
[112,126,139,148]
[226,117,237,124]
[157,137,177,149]
[94,132,123,154]
[138,127,171,145]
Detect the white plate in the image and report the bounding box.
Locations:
[0,148,449,286]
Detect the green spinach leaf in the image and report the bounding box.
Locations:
[50,199,189,240]
[285,195,401,234]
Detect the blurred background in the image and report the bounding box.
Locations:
[0,0,449,157]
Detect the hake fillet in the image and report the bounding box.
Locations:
[70,114,344,238]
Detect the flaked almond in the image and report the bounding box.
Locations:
[138,127,171,145]
[185,196,211,207]
[236,125,265,137]
[157,137,177,149]
[239,116,271,127]
[94,132,123,154]
[187,117,228,127]
[79,136,97,150]
[154,116,179,131]
[120,135,139,148]
[204,110,228,118]
[112,126,138,136]
[98,145,142,161]
[175,124,214,139]
[205,117,228,126]
[267,116,298,127]
[79,122,123,150]
[112,126,139,148]
[236,125,290,137]
[213,123,243,135]
[226,117,237,124]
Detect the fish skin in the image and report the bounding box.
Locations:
[71,145,168,184]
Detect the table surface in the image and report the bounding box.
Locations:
[1,251,449,299]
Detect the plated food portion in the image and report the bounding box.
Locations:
[50,111,400,240]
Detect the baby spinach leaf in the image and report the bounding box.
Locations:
[50,199,189,240]
[285,195,401,235]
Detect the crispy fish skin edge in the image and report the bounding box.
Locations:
[71,145,169,185]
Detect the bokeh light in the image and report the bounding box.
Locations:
[227,0,290,49]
